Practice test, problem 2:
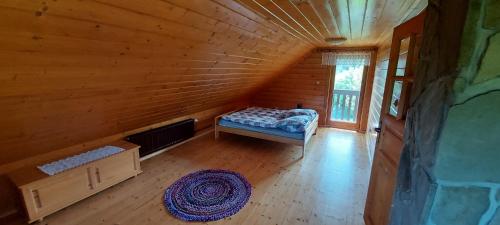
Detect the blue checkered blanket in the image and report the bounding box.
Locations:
[221,107,317,133]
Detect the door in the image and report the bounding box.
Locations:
[364,11,426,225]
[326,51,374,131]
[365,151,398,224]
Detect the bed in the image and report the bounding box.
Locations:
[214,107,319,158]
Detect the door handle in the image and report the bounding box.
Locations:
[32,190,42,208]
[87,168,94,189]
[95,168,101,183]
[393,99,399,107]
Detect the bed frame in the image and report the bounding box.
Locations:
[214,109,319,159]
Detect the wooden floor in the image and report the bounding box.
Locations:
[10,128,371,225]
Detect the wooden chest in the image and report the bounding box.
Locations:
[9,140,142,223]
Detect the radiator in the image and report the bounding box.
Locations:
[126,119,195,157]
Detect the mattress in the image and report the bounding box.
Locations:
[218,119,305,140]
[221,107,318,133]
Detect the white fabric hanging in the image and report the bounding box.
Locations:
[321,51,371,66]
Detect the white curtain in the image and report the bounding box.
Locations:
[321,51,371,66]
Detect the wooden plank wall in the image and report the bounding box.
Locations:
[251,50,330,125]
[0,0,313,217]
[0,0,313,167]
[250,41,394,162]
[248,43,398,163]
[365,45,391,161]
[0,103,248,218]
[365,35,412,161]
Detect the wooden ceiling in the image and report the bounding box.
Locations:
[0,0,313,165]
[236,0,427,47]
[0,0,426,165]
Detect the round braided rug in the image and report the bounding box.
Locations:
[163,169,252,222]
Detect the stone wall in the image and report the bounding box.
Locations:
[390,0,500,224]
[388,0,469,224]
[427,0,500,224]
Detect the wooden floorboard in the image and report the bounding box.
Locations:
[10,128,370,225]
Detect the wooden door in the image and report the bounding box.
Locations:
[364,11,426,225]
[326,50,376,132]
[365,151,398,224]
[327,65,369,130]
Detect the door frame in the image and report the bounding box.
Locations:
[380,12,426,119]
[324,49,377,133]
[364,10,426,225]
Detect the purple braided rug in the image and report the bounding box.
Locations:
[163,169,252,222]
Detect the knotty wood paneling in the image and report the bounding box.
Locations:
[365,46,390,161]
[0,0,314,216]
[364,36,411,160]
[236,0,427,47]
[4,128,371,225]
[251,50,330,125]
[0,0,431,219]
[0,103,246,217]
[252,48,376,131]
[0,0,313,167]
[364,6,425,161]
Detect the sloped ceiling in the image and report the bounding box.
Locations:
[237,0,427,47]
[0,0,313,165]
[0,0,426,165]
